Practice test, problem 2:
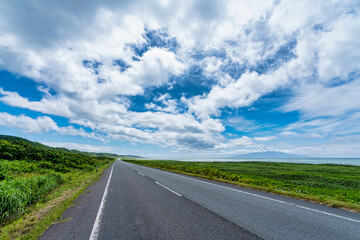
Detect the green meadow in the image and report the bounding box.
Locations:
[124,159,360,212]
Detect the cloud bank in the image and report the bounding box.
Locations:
[0,0,359,156]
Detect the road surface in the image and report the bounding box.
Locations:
[41,160,360,239]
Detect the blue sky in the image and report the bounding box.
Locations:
[0,0,360,158]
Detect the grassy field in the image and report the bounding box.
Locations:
[0,135,115,239]
[124,159,360,212]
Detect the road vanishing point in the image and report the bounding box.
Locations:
[40,160,360,240]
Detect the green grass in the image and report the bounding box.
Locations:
[0,163,112,240]
[0,156,113,225]
[0,134,116,239]
[0,173,65,223]
[124,159,360,212]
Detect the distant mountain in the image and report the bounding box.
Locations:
[232,151,309,159]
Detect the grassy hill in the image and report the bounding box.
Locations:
[0,134,116,237]
[0,135,113,173]
[0,134,126,158]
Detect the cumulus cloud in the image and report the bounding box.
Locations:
[0,0,359,155]
[42,142,113,153]
[188,70,288,119]
[0,112,58,134]
[0,112,103,140]
[254,136,277,142]
[184,0,360,121]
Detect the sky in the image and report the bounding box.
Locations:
[0,0,360,158]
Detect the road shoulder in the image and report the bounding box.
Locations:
[39,163,113,240]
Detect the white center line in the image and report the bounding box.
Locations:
[130,163,360,224]
[158,170,293,205]
[155,181,182,197]
[137,171,145,176]
[89,162,115,240]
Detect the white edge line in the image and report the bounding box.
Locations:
[89,162,115,240]
[131,163,360,224]
[296,205,360,223]
[155,181,182,197]
[173,171,360,223]
[137,171,145,176]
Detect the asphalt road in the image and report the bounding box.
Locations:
[41,160,360,239]
[40,162,113,240]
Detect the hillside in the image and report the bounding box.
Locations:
[0,134,115,226]
[0,135,126,158]
[0,135,113,172]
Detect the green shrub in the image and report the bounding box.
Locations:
[0,173,65,223]
[0,135,115,226]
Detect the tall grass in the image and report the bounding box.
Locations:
[0,173,65,223]
[0,134,115,235]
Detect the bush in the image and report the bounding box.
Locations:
[0,135,115,225]
[0,173,65,223]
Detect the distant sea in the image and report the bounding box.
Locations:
[169,157,360,166]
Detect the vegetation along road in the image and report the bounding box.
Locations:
[0,135,115,239]
[43,160,360,239]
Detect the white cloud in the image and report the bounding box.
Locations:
[317,12,360,82]
[188,69,288,119]
[281,78,360,138]
[0,112,58,134]
[0,112,103,140]
[127,48,185,88]
[215,136,255,149]
[0,0,359,155]
[274,135,360,158]
[42,142,113,153]
[254,136,277,141]
[283,112,360,137]
[226,116,259,132]
[282,80,360,118]
[0,88,74,117]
